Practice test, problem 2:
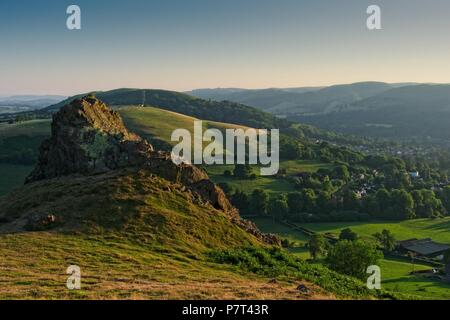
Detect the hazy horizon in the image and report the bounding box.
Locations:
[4,80,450,97]
[2,0,450,95]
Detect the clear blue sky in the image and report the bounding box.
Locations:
[1,0,450,95]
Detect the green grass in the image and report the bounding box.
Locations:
[0,231,322,300]
[0,164,32,196]
[251,217,310,259]
[204,160,332,196]
[209,246,403,299]
[301,218,450,243]
[280,160,334,175]
[379,258,450,300]
[119,106,249,149]
[0,119,51,138]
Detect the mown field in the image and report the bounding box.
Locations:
[251,217,450,299]
[302,218,450,244]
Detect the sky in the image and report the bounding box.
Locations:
[1,0,450,95]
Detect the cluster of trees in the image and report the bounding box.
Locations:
[363,188,446,219]
[0,136,44,166]
[307,229,386,280]
[307,228,400,280]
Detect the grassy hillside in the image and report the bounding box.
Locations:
[118,106,250,151]
[0,167,385,299]
[0,231,322,299]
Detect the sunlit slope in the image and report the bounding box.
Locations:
[118,106,254,155]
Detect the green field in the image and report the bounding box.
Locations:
[302,218,450,244]
[250,217,450,299]
[119,106,249,149]
[0,119,51,138]
[205,164,295,195]
[0,164,33,196]
[280,160,334,175]
[204,160,332,195]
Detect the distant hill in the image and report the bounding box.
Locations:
[40,88,368,147]
[0,95,66,114]
[189,82,450,142]
[189,82,397,115]
[295,84,450,141]
[43,88,286,130]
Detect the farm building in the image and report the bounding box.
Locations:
[399,238,450,259]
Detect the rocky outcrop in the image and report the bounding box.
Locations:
[26,96,234,214]
[26,96,154,181]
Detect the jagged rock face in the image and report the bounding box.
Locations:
[25,96,234,214]
[27,96,154,181]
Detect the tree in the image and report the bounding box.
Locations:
[412,189,444,218]
[333,165,350,181]
[223,169,232,177]
[231,190,250,214]
[218,182,233,196]
[233,164,254,179]
[249,189,269,216]
[287,192,303,215]
[339,228,358,241]
[444,250,450,281]
[326,240,383,280]
[301,189,316,213]
[390,189,415,220]
[268,196,289,221]
[440,186,450,213]
[343,190,360,211]
[373,229,397,252]
[308,234,328,260]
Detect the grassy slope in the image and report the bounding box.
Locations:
[118,105,250,147]
[0,169,289,299]
[251,217,450,299]
[0,232,335,300]
[0,168,349,299]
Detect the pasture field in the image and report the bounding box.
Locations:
[302,218,450,244]
[250,217,450,299]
